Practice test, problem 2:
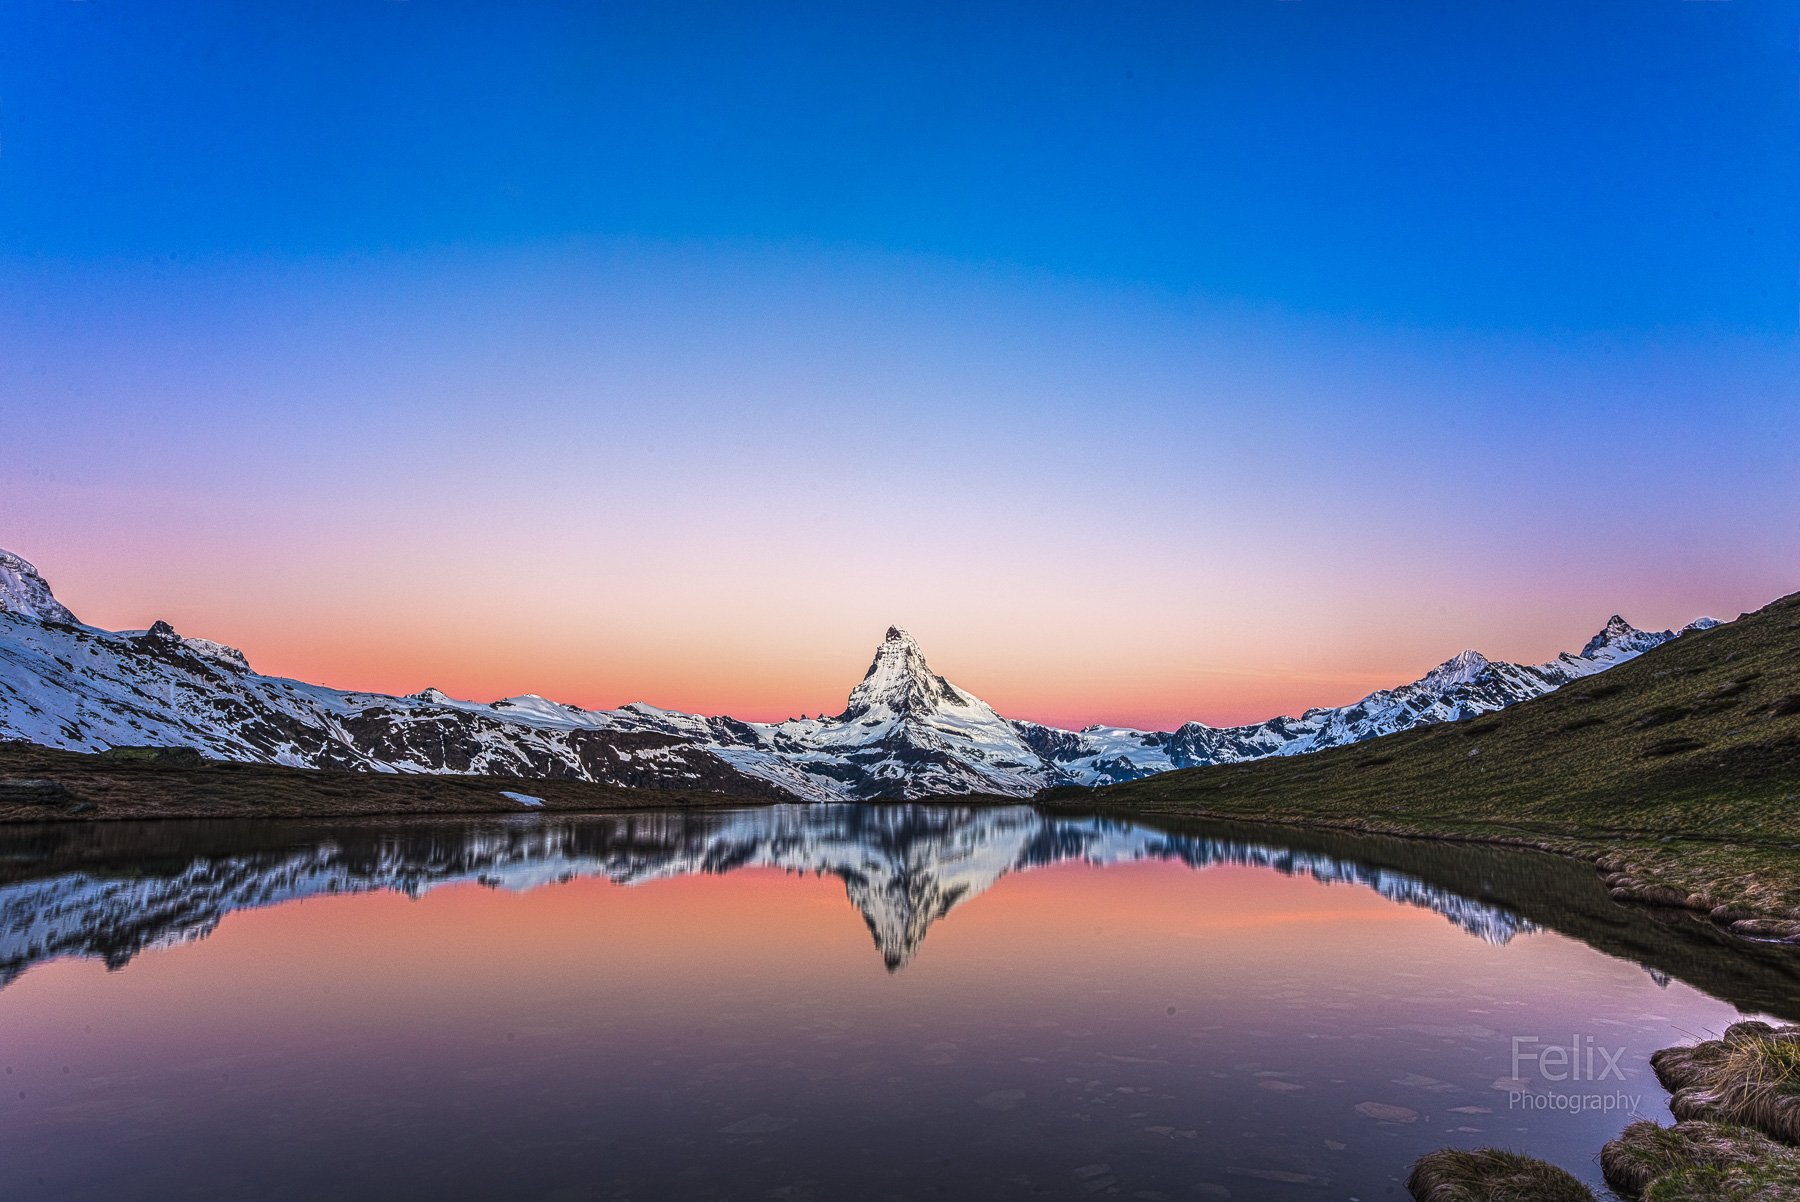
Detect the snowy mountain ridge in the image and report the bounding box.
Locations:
[0,551,77,625]
[0,548,1720,801]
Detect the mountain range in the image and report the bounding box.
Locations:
[0,548,1718,802]
[0,803,1535,986]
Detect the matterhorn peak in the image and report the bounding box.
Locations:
[842,626,971,719]
[0,549,79,625]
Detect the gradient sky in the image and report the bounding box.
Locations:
[2,1,1796,728]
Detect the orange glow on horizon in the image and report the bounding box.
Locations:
[17,521,1782,732]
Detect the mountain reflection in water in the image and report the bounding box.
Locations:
[0,805,1535,984]
[7,804,1799,1202]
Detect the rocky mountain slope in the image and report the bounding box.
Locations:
[0,548,1718,801]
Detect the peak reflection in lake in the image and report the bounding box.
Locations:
[0,806,1789,1201]
[1,805,1535,982]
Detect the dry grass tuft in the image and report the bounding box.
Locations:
[1602,1119,1800,1201]
[1652,1021,1800,1143]
[1406,1147,1595,1202]
[1644,1165,1800,1202]
[1607,1026,1800,1200]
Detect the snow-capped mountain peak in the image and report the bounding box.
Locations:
[0,551,78,626]
[1419,649,1491,691]
[1579,615,1668,663]
[842,626,972,719]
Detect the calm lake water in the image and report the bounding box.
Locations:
[2,805,1796,1201]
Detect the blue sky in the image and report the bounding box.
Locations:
[1,1,1796,726]
[6,0,1794,331]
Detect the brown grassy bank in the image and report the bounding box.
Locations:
[0,740,781,822]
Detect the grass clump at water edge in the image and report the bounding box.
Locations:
[1649,1020,1800,1142]
[1596,1023,1800,1201]
[1405,1147,1595,1202]
[1600,1119,1800,1201]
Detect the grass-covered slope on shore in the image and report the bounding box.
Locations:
[0,740,781,822]
[1062,590,1800,921]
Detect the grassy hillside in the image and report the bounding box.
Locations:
[1063,590,1800,925]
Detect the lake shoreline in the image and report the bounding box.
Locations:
[1071,796,1800,953]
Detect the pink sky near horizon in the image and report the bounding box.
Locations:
[4,249,1795,730]
[12,533,1786,731]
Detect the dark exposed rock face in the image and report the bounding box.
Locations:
[0,778,69,803]
[95,746,207,768]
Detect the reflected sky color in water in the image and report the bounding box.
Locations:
[0,808,1537,982]
[0,808,1767,1200]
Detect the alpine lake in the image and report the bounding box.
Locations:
[4,804,1797,1201]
